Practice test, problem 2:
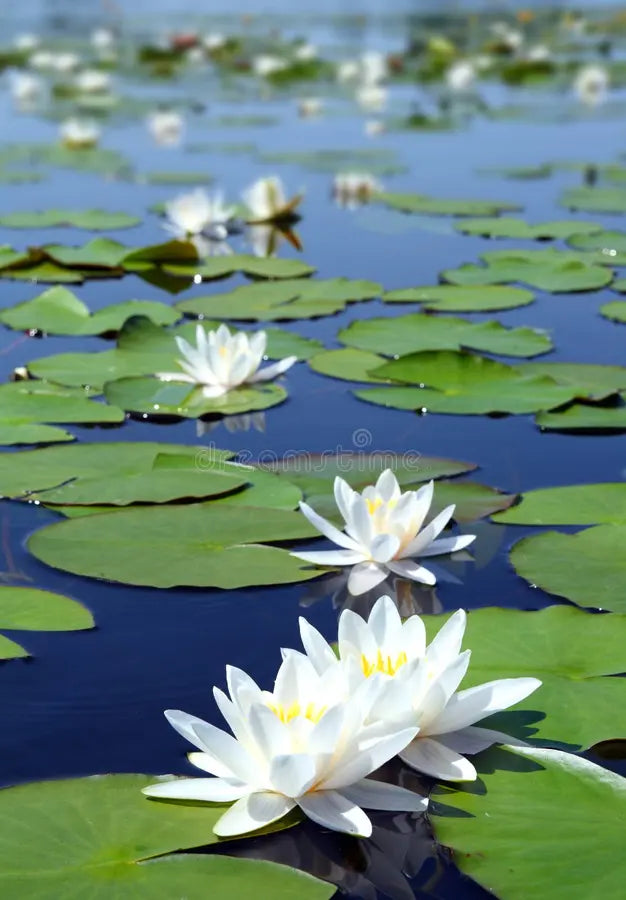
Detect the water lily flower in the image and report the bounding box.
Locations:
[75,69,112,93]
[91,28,115,53]
[147,109,184,146]
[574,64,608,107]
[51,52,81,74]
[356,83,387,112]
[157,324,297,397]
[490,22,524,53]
[143,653,426,837]
[298,97,323,118]
[204,32,227,51]
[59,118,100,149]
[294,42,318,62]
[298,595,542,782]
[526,44,550,62]
[164,188,235,240]
[14,33,39,52]
[10,72,44,105]
[333,173,382,209]
[253,55,288,78]
[29,50,54,70]
[365,119,385,137]
[360,51,387,86]
[446,60,476,92]
[242,176,303,224]
[337,59,360,84]
[291,471,475,595]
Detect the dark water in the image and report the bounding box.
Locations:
[0,4,625,899]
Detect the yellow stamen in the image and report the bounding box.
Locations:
[361,649,408,678]
[268,700,327,724]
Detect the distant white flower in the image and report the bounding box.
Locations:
[157,324,297,397]
[526,44,550,62]
[51,52,81,73]
[360,50,387,85]
[242,176,303,224]
[333,172,382,208]
[143,653,426,837]
[59,118,100,148]
[91,28,115,53]
[147,109,184,146]
[253,55,287,78]
[204,32,226,51]
[10,72,44,104]
[164,188,235,240]
[574,64,608,107]
[446,60,475,92]
[472,54,493,72]
[298,96,323,117]
[356,83,387,112]
[298,595,542,782]
[186,47,205,65]
[75,69,111,93]
[292,471,475,595]
[364,119,385,137]
[14,33,39,52]
[29,50,54,70]
[294,42,317,62]
[490,22,524,52]
[337,59,360,84]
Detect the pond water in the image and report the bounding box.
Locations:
[0,3,625,900]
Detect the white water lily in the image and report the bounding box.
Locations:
[164,188,235,240]
[526,44,550,62]
[157,324,297,397]
[574,64,608,107]
[14,33,39,52]
[59,118,100,148]
[298,595,542,783]
[51,52,81,74]
[147,109,184,146]
[360,51,387,86]
[29,50,54,70]
[298,97,323,118]
[10,72,44,104]
[336,59,360,84]
[490,22,524,53]
[356,83,387,112]
[291,471,475,596]
[75,69,111,93]
[91,28,115,52]
[294,42,318,62]
[333,172,382,208]
[143,653,426,837]
[243,176,303,223]
[446,60,475,92]
[204,32,227,51]
[253,55,287,78]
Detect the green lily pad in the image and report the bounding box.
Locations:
[510,525,626,612]
[28,504,321,588]
[535,402,626,432]
[516,362,626,400]
[340,313,552,358]
[308,348,388,383]
[0,774,333,898]
[43,238,131,269]
[0,383,124,439]
[611,278,626,293]
[0,286,178,335]
[142,170,214,185]
[561,185,626,214]
[600,300,626,323]
[482,163,554,180]
[454,218,602,241]
[433,745,626,900]
[0,423,75,446]
[1,262,87,284]
[0,586,94,659]
[122,239,200,268]
[568,229,626,266]
[375,191,519,217]
[382,285,535,312]
[356,351,577,415]
[493,484,626,525]
[442,249,613,292]
[163,255,315,281]
[176,278,380,321]
[0,209,140,229]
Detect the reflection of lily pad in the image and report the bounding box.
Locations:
[104,378,288,418]
[383,285,535,312]
[340,313,552,358]
[510,525,626,612]
[442,249,613,292]
[29,504,321,588]
[455,217,602,241]
[0,587,94,660]
[376,191,519,217]
[493,484,626,525]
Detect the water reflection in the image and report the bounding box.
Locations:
[247,223,303,257]
[299,570,444,619]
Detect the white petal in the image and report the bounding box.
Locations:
[375,469,401,502]
[322,726,418,790]
[201,384,228,398]
[409,480,435,534]
[433,677,542,735]
[143,776,248,802]
[425,609,466,666]
[344,495,374,547]
[368,594,403,648]
[333,477,356,523]
[370,532,401,563]
[298,501,362,551]
[248,356,297,383]
[298,618,338,675]
[247,703,290,760]
[308,705,345,756]
[419,650,472,729]
[342,778,428,813]
[418,534,476,557]
[297,790,372,837]
[269,753,317,797]
[403,504,456,557]
[400,737,477,782]
[437,725,522,755]
[164,709,210,753]
[347,561,388,595]
[155,372,197,384]
[338,607,378,660]
[291,548,365,566]
[213,791,296,837]
[191,720,259,785]
[402,614,426,658]
[386,558,436,585]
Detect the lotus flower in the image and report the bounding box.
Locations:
[10,72,44,105]
[253,55,287,78]
[75,69,111,93]
[59,118,100,148]
[291,471,475,595]
[298,595,542,782]
[574,65,608,106]
[147,109,184,146]
[164,188,235,240]
[157,324,297,397]
[143,653,426,837]
[333,173,382,208]
[446,61,476,92]
[243,176,303,224]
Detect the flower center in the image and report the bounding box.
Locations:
[361,649,408,678]
[267,700,327,724]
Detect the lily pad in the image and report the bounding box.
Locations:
[43,238,131,270]
[1,262,87,284]
[568,229,626,266]
[454,218,602,241]
[142,170,214,185]
[0,586,94,659]
[0,383,124,441]
[356,351,577,415]
[339,313,552,358]
[176,278,380,321]
[535,402,626,432]
[308,348,388,383]
[561,185,626,214]
[433,745,626,900]
[0,774,333,898]
[442,249,613,292]
[375,191,519,217]
[28,504,321,588]
[0,286,178,335]
[0,209,140,229]
[382,285,535,312]
[163,255,315,281]
[600,301,626,323]
[0,423,75,446]
[516,362,626,400]
[510,525,626,612]
[493,484,626,525]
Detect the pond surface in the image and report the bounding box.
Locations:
[0,3,625,899]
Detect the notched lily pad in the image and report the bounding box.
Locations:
[455,217,602,241]
[493,484,626,526]
[375,191,519,217]
[0,209,140,230]
[382,285,535,312]
[0,586,94,659]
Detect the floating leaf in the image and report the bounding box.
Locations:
[0,383,124,443]
[0,423,74,446]
[382,285,535,312]
[455,217,602,241]
[493,484,626,525]
[0,209,140,229]
[561,185,626,213]
[0,587,94,659]
[375,191,519,217]
[43,238,130,269]
[308,348,388,383]
[433,746,626,900]
[1,262,87,284]
[510,525,626,612]
[516,362,626,400]
[142,170,214,185]
[536,402,626,432]
[28,504,321,588]
[176,278,380,321]
[442,249,613,292]
[600,300,626,323]
[163,255,315,280]
[0,286,178,335]
[123,239,199,268]
[567,229,626,266]
[340,313,552,358]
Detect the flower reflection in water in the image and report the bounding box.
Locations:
[196,412,266,438]
[299,570,445,620]
[247,223,303,257]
